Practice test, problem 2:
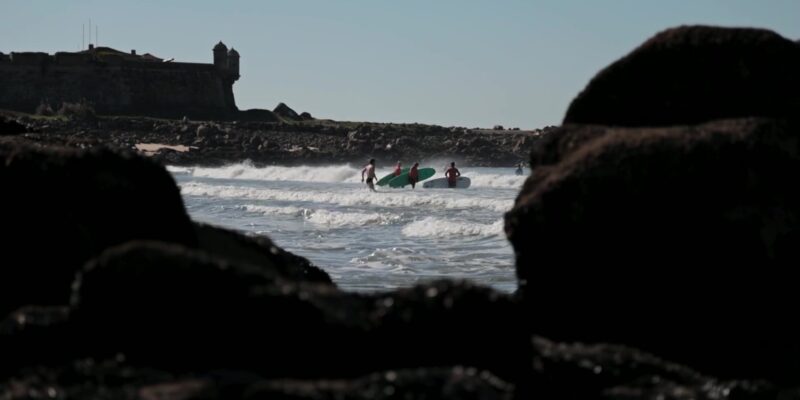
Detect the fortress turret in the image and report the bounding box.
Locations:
[213,41,228,71]
[227,48,240,81]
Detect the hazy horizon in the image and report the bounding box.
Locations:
[2,0,799,129]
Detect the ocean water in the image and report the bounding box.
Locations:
[170,162,527,293]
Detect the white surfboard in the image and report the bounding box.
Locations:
[423,177,471,189]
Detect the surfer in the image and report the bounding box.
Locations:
[408,162,420,189]
[445,162,461,188]
[515,162,524,175]
[393,161,403,176]
[361,158,377,192]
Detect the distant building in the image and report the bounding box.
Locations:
[0,41,242,119]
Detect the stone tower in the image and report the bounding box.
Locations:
[227,48,240,81]
[213,41,228,71]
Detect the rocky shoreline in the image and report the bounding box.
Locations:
[3,25,800,399]
[3,111,552,168]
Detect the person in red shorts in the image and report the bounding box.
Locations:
[445,162,460,188]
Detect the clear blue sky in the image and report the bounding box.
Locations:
[2,1,799,128]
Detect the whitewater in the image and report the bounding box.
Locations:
[170,162,527,292]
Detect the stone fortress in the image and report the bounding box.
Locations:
[0,41,241,119]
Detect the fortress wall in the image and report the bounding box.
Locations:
[9,52,50,65]
[54,53,90,65]
[0,59,237,119]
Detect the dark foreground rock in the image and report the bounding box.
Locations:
[70,242,527,382]
[244,368,514,400]
[3,238,788,399]
[2,319,784,400]
[0,140,330,315]
[0,116,27,135]
[508,24,800,386]
[1,241,530,395]
[564,26,800,126]
[512,115,800,385]
[530,337,778,400]
[509,118,800,266]
[0,141,196,315]
[1,364,514,400]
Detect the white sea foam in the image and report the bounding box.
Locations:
[307,209,401,227]
[186,161,363,183]
[239,204,401,228]
[463,171,528,188]
[171,162,527,189]
[239,204,306,216]
[166,166,194,175]
[175,165,519,292]
[401,217,504,238]
[180,182,513,212]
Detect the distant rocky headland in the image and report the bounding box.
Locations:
[1,105,549,167]
[2,25,800,399]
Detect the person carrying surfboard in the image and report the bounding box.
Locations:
[393,161,403,176]
[408,162,420,189]
[445,162,461,188]
[361,158,377,192]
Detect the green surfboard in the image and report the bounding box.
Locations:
[388,168,436,188]
[376,167,410,186]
